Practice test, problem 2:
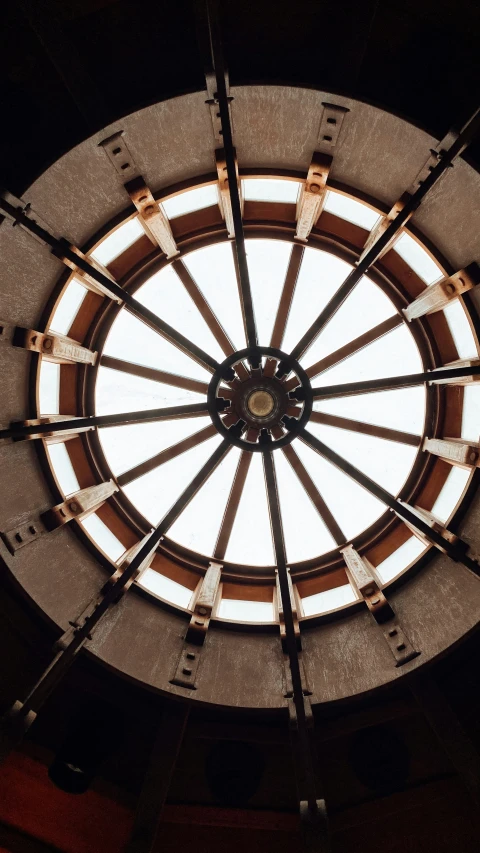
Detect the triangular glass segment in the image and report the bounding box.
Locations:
[169,446,241,557]
[307,421,417,495]
[95,366,205,416]
[274,450,336,563]
[246,239,291,346]
[103,310,211,382]
[282,248,351,354]
[295,440,385,540]
[182,243,247,351]
[122,433,222,526]
[225,453,275,566]
[302,276,397,371]
[314,386,426,435]
[135,265,224,363]
[315,324,423,388]
[98,416,212,478]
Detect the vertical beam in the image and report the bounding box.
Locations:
[295,153,331,242]
[125,704,190,853]
[216,148,242,239]
[170,562,222,689]
[358,192,412,262]
[403,264,480,321]
[125,175,179,258]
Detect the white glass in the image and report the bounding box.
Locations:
[324,191,380,229]
[393,233,443,285]
[218,598,275,622]
[47,443,80,496]
[225,453,275,566]
[461,385,480,441]
[49,279,87,335]
[138,567,193,608]
[38,361,60,415]
[302,584,357,617]
[431,466,471,524]
[91,217,145,266]
[161,185,219,219]
[80,514,126,562]
[246,239,291,345]
[314,386,426,436]
[443,301,478,359]
[375,536,428,584]
[242,179,301,204]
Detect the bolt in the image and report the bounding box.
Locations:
[371,597,380,605]
[186,652,196,660]
[68,502,79,513]
[198,607,207,616]
[310,183,321,194]
[182,667,192,676]
[469,451,478,463]
[43,339,53,350]
[388,628,397,637]
[396,642,406,651]
[144,204,155,214]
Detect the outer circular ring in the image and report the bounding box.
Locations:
[207,346,313,451]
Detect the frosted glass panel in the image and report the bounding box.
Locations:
[95,366,205,418]
[225,453,275,566]
[431,466,471,523]
[91,218,144,265]
[81,514,126,562]
[161,185,219,219]
[394,233,443,284]
[138,568,193,608]
[315,386,426,435]
[461,385,480,441]
[49,280,87,335]
[443,301,478,359]
[302,584,357,617]
[247,239,291,345]
[243,179,301,203]
[324,191,380,229]
[47,443,80,496]
[218,598,275,622]
[39,361,60,414]
[375,537,428,584]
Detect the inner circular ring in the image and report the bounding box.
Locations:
[247,389,275,418]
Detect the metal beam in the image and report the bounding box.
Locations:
[310,363,480,400]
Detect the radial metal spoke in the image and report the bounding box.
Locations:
[263,451,318,808]
[294,314,402,388]
[311,364,480,400]
[159,438,231,535]
[173,259,235,357]
[310,410,421,447]
[213,450,252,560]
[299,428,480,573]
[282,444,346,545]
[270,244,304,350]
[100,355,210,395]
[117,424,217,487]
[1,403,210,441]
[207,3,258,351]
[288,106,480,363]
[125,303,218,374]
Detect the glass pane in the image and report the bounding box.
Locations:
[246,239,291,346]
[302,584,357,617]
[95,366,205,417]
[375,536,428,584]
[314,386,426,435]
[295,440,386,540]
[324,191,380,229]
[307,421,418,495]
[461,385,480,441]
[303,276,397,370]
[161,185,219,219]
[102,310,211,382]
[49,279,87,335]
[393,233,443,285]
[274,450,336,562]
[316,324,423,387]
[138,568,193,608]
[431,466,471,523]
[169,446,241,557]
[135,265,224,362]
[282,248,350,354]
[80,514,126,562]
[91,217,145,266]
[99,416,212,477]
[183,243,247,350]
[443,301,478,359]
[225,453,275,566]
[47,443,80,496]
[243,179,301,203]
[122,434,222,527]
[218,598,275,622]
[39,361,60,415]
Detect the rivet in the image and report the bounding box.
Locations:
[198,607,207,616]
[43,338,53,350]
[364,587,374,596]
[144,204,155,214]
[309,183,321,194]
[469,451,478,463]
[194,619,204,626]
[68,502,79,513]
[371,597,380,605]
[445,283,455,295]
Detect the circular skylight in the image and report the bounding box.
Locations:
[94,237,425,567]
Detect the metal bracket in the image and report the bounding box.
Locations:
[170,562,222,689]
[358,191,412,263]
[12,326,97,365]
[403,263,480,321]
[1,515,48,554]
[409,129,459,192]
[316,102,349,154]
[125,176,179,258]
[98,131,140,182]
[0,188,57,243]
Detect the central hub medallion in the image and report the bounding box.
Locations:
[247,389,275,418]
[208,346,313,451]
